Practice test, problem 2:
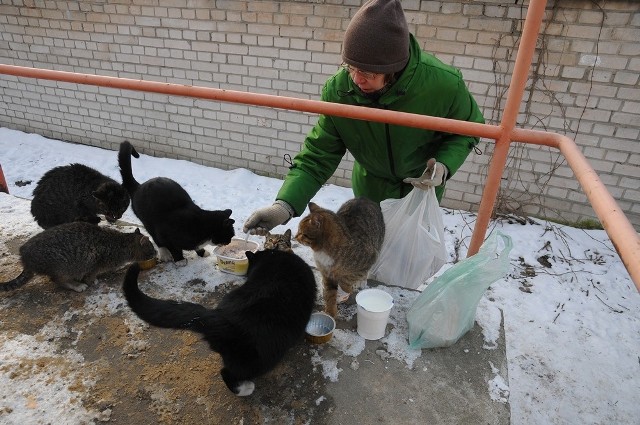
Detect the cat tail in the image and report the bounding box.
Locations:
[0,269,35,291]
[118,141,141,195]
[122,263,216,333]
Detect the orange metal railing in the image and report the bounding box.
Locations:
[0,0,638,290]
[0,164,8,194]
[467,0,546,258]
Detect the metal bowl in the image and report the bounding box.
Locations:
[305,312,336,344]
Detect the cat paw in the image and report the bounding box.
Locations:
[64,282,88,292]
[158,248,173,262]
[235,381,255,397]
[324,305,338,318]
[337,287,350,303]
[196,248,210,257]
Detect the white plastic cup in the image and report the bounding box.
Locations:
[355,288,394,340]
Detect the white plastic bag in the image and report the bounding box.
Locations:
[369,187,447,289]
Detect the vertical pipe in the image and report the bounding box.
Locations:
[0,164,9,194]
[467,0,548,256]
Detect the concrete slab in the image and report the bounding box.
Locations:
[326,298,510,424]
[0,227,510,424]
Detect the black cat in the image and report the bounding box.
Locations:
[122,249,317,396]
[30,163,130,229]
[118,141,235,264]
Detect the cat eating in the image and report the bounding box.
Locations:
[295,197,385,317]
[30,163,130,229]
[1,222,156,292]
[118,141,235,265]
[122,248,317,396]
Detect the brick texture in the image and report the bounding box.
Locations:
[0,0,638,229]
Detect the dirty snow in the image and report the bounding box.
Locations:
[0,128,639,424]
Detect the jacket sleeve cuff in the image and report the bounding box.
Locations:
[274,200,295,223]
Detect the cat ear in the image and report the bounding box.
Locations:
[308,202,319,212]
[223,209,232,218]
[284,229,291,238]
[134,228,142,234]
[311,215,322,228]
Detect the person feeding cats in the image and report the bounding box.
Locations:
[243,0,485,236]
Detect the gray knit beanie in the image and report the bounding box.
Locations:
[342,0,410,74]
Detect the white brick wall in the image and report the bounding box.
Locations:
[0,0,638,229]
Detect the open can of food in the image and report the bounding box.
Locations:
[213,238,260,275]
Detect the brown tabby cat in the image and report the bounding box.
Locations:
[295,197,385,317]
[263,229,293,253]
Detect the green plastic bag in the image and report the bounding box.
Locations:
[407,231,513,349]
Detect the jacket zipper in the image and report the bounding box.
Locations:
[386,124,409,198]
[380,103,409,198]
[379,104,397,180]
[385,123,397,179]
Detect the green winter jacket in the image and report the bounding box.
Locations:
[277,34,485,216]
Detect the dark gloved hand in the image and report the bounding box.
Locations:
[403,158,448,189]
[242,200,294,236]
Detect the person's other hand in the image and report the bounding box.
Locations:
[403,158,448,189]
[242,200,294,236]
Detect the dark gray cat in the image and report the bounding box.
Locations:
[1,222,157,292]
[31,163,130,229]
[295,197,385,317]
[118,141,235,264]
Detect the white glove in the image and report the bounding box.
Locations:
[242,200,294,236]
[403,158,448,190]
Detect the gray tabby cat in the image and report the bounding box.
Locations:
[31,163,130,229]
[295,197,385,317]
[263,229,294,253]
[1,222,156,292]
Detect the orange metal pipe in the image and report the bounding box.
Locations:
[513,129,640,290]
[2,63,637,289]
[0,64,501,142]
[0,164,8,194]
[466,0,547,258]
[0,0,638,289]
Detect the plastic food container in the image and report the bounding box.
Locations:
[355,288,394,340]
[137,257,157,270]
[305,312,336,344]
[213,238,260,275]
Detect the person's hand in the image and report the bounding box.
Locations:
[242,200,294,236]
[403,158,448,189]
